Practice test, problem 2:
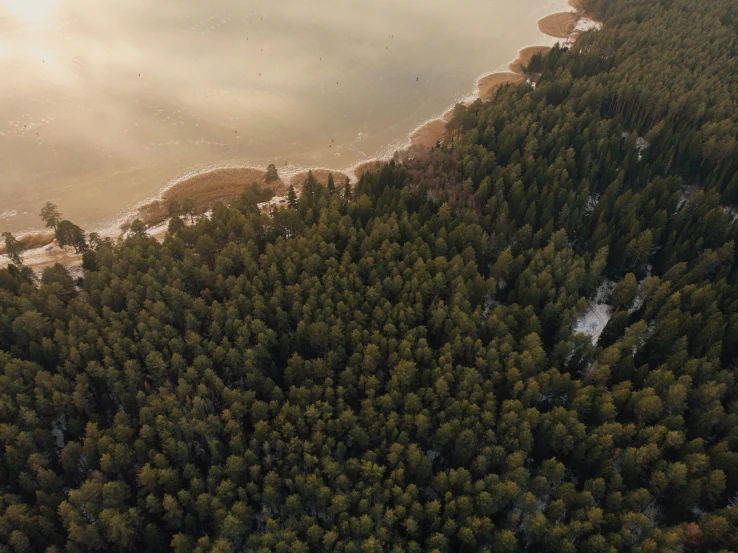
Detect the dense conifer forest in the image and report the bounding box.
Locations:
[2,0,738,550]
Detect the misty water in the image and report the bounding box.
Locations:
[0,0,566,233]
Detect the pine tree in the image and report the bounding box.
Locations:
[287,185,298,208]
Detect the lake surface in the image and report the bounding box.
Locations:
[0,0,566,233]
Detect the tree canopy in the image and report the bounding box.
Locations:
[1,0,738,551]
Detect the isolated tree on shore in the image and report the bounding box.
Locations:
[2,231,24,265]
[265,163,280,183]
[55,220,87,253]
[287,185,297,208]
[327,172,335,195]
[39,201,61,230]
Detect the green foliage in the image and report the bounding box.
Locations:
[265,163,280,183]
[2,231,24,266]
[54,220,87,253]
[287,185,297,208]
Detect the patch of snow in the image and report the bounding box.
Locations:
[721,206,738,224]
[575,280,615,344]
[575,303,612,343]
[67,265,84,281]
[585,195,600,214]
[643,501,661,525]
[51,415,67,450]
[594,280,615,304]
[148,219,170,233]
[635,137,649,160]
[574,18,602,32]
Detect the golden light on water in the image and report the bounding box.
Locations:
[0,0,568,234]
[2,0,60,23]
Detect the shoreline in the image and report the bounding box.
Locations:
[1,2,601,272]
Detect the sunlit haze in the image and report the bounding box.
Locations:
[0,0,566,233]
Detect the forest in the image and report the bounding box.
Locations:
[1,0,738,551]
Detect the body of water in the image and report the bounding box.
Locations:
[0,0,567,233]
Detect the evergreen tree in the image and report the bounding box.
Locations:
[287,185,297,208]
[2,231,24,265]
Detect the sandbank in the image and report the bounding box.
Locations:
[538,12,579,38]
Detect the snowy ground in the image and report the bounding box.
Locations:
[574,280,615,344]
[257,195,290,211]
[0,242,82,271]
[574,18,602,32]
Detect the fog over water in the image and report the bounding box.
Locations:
[0,0,566,233]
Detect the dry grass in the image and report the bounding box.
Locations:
[134,202,170,228]
[410,119,447,150]
[289,169,350,190]
[477,72,524,100]
[538,12,578,38]
[128,167,287,229]
[164,167,283,206]
[0,231,56,255]
[509,46,551,73]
